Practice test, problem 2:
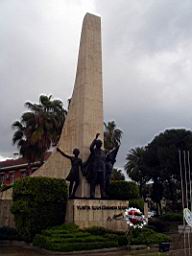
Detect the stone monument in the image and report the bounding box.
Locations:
[32,13,103,198]
[0,13,128,231]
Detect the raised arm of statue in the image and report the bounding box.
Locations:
[90,133,100,152]
[90,139,96,152]
[57,148,72,160]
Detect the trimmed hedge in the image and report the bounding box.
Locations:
[33,224,170,251]
[159,212,183,222]
[11,177,68,242]
[131,227,170,245]
[83,226,124,236]
[33,224,128,251]
[107,181,139,199]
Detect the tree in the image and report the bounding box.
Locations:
[144,129,192,210]
[104,121,123,151]
[125,147,150,199]
[111,168,125,181]
[12,95,67,163]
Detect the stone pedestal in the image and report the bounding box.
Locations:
[65,199,129,232]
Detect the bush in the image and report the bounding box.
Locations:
[131,227,170,246]
[160,212,182,222]
[0,226,19,240]
[107,181,139,200]
[11,177,68,242]
[33,224,128,251]
[129,198,144,211]
[83,226,124,236]
[147,218,169,233]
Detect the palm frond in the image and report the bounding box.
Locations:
[12,121,23,130]
[12,130,24,144]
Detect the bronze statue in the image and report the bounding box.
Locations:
[57,147,82,198]
[84,133,106,198]
[84,133,120,199]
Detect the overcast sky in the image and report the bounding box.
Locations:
[1,0,192,168]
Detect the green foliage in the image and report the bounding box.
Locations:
[107,181,139,199]
[125,129,192,209]
[125,147,150,198]
[145,129,192,202]
[0,226,19,240]
[159,212,183,222]
[11,177,68,242]
[33,224,170,251]
[12,95,67,162]
[33,224,127,251]
[104,121,123,151]
[129,198,144,211]
[111,168,125,181]
[84,226,124,236]
[131,227,170,245]
[148,218,169,233]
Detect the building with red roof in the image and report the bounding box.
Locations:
[0,152,51,185]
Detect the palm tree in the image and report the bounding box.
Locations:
[125,147,150,198]
[104,121,122,151]
[12,120,38,163]
[12,95,67,163]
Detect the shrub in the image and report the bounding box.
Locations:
[131,227,170,245]
[33,224,128,251]
[83,226,124,236]
[11,177,68,242]
[159,212,182,222]
[148,218,170,233]
[116,235,128,246]
[107,181,139,200]
[129,198,144,211]
[0,226,19,240]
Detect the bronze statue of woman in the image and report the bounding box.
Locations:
[57,147,82,198]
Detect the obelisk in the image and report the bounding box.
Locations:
[32,13,103,197]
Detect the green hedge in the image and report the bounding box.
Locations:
[107,181,139,199]
[11,177,68,242]
[131,227,170,245]
[33,224,170,251]
[33,224,128,251]
[83,226,124,236]
[129,198,144,211]
[148,218,169,233]
[159,212,183,222]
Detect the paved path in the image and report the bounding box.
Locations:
[1,245,192,256]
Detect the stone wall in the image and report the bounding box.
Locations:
[0,199,15,228]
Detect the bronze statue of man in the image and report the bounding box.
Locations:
[57,147,82,198]
[86,133,106,198]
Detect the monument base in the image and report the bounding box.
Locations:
[0,199,15,228]
[65,199,129,232]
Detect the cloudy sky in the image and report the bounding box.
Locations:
[1,0,192,168]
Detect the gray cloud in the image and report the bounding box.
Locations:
[1,0,192,168]
[96,0,192,166]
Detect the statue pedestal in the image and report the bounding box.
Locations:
[65,199,129,232]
